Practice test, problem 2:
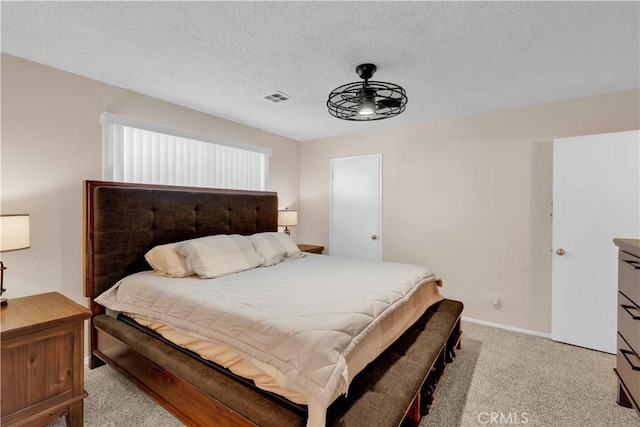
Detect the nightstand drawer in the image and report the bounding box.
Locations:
[1,323,76,416]
[619,292,640,355]
[618,334,640,405]
[619,251,640,304]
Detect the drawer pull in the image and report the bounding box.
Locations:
[621,349,640,371]
[622,304,640,320]
[622,259,640,269]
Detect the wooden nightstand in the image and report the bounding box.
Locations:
[298,244,324,254]
[1,292,90,426]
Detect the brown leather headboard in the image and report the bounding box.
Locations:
[84,180,278,301]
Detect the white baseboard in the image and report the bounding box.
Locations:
[462,316,552,339]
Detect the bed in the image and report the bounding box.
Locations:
[83,180,463,427]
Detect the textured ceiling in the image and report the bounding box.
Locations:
[1,1,638,141]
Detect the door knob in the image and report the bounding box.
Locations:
[371,235,378,240]
[556,248,566,256]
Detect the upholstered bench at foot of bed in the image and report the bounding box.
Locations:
[326,299,463,427]
[91,299,463,427]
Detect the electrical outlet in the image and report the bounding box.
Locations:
[490,295,502,309]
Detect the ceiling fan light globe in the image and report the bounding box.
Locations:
[357,102,376,117]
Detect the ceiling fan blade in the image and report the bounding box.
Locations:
[377,98,402,109]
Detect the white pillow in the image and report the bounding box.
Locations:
[175,235,262,279]
[145,242,194,278]
[249,232,303,266]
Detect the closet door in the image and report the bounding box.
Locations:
[330,154,382,261]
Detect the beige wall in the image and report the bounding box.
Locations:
[0,54,300,306]
[299,90,640,334]
[3,52,638,336]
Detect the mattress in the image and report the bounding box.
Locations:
[96,254,443,426]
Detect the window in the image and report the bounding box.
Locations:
[101,112,270,191]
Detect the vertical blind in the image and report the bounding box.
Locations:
[101,113,270,191]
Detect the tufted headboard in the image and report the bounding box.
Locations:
[83,180,278,307]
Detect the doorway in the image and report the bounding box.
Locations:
[330,154,382,261]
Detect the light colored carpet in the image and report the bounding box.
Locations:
[48,322,638,427]
[422,322,638,426]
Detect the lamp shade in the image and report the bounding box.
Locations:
[277,210,298,227]
[0,214,30,252]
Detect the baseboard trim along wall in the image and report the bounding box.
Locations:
[462,316,552,339]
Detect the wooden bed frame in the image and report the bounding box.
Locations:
[83,180,463,427]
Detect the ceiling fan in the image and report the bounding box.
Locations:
[327,63,408,121]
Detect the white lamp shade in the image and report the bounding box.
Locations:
[277,210,298,227]
[1,214,30,252]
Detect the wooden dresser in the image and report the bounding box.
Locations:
[614,238,640,417]
[1,292,90,426]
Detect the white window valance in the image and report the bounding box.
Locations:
[101,112,270,191]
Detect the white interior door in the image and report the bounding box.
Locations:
[552,130,640,353]
[330,154,382,260]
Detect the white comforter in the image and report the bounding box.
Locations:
[96,254,437,426]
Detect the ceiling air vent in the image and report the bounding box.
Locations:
[263,91,292,103]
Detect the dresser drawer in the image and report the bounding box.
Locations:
[619,292,640,355]
[618,334,640,404]
[619,251,640,304]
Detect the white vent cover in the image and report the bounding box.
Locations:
[263,91,292,103]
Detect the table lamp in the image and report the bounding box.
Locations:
[0,214,31,306]
[277,208,298,236]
